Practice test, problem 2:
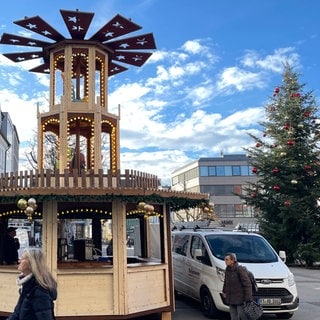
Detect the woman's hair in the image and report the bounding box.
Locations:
[24,248,57,291]
[225,252,237,262]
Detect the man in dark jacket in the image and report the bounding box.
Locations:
[222,252,253,320]
[2,227,20,265]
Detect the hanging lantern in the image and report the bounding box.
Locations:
[25,206,34,221]
[144,204,154,212]
[17,198,28,210]
[17,197,37,220]
[28,198,37,209]
[137,202,146,210]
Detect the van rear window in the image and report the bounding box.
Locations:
[205,234,278,263]
[172,234,189,256]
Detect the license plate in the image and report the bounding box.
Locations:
[260,298,281,305]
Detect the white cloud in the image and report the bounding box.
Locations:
[241,47,301,73]
[216,67,265,91]
[182,40,203,54]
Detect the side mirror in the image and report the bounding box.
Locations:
[279,250,286,263]
[194,248,202,258]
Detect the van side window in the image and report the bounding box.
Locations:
[190,236,212,266]
[172,234,189,256]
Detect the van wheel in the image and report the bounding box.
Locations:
[200,287,219,318]
[276,313,294,319]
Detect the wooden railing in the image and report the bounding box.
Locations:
[0,169,159,191]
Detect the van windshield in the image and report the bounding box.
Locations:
[205,234,278,263]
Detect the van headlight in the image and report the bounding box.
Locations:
[216,267,225,282]
[288,272,295,286]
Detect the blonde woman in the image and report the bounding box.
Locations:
[7,248,57,320]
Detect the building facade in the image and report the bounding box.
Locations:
[171,154,258,227]
[0,111,19,173]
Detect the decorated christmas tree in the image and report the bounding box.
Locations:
[242,63,320,265]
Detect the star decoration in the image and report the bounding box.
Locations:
[1,9,156,76]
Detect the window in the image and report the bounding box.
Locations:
[216,166,225,176]
[215,204,236,217]
[241,165,249,176]
[232,166,241,176]
[224,166,232,176]
[201,185,237,196]
[200,166,208,176]
[172,234,189,256]
[208,166,216,176]
[190,236,211,266]
[233,185,242,195]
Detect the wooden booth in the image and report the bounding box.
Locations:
[0,171,207,319]
[0,9,209,320]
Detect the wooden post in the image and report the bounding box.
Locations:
[112,199,127,315]
[42,199,58,276]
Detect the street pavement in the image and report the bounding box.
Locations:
[137,266,320,320]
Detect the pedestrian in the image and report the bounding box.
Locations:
[2,227,20,265]
[7,248,57,320]
[222,252,253,320]
[106,238,113,255]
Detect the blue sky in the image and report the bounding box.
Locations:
[1,0,320,185]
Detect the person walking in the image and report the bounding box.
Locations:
[7,248,57,320]
[222,252,253,320]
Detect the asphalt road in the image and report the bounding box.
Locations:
[137,266,320,320]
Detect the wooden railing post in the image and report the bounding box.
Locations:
[0,169,159,191]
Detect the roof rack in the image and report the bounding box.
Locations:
[171,219,229,231]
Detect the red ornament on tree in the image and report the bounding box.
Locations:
[274,87,280,94]
[269,106,276,112]
[284,201,291,206]
[256,142,261,147]
[251,192,257,198]
[284,124,290,130]
[252,167,258,174]
[287,139,294,146]
[304,165,312,171]
[272,167,280,174]
[304,111,310,117]
[273,185,280,191]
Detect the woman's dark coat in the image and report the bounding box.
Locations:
[7,276,57,320]
[222,262,253,305]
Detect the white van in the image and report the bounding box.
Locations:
[172,228,299,319]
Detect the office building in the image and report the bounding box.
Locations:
[171,154,258,227]
[0,111,19,173]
